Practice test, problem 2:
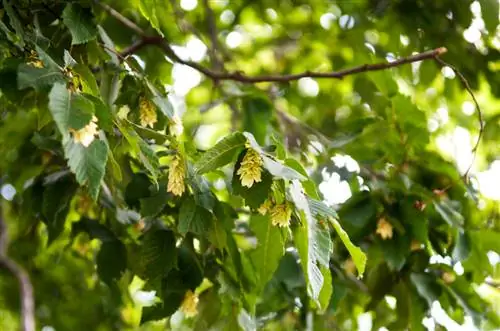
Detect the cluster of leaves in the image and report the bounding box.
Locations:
[0,0,499,330]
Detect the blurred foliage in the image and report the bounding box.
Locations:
[0,0,499,330]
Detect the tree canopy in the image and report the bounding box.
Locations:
[0,0,499,330]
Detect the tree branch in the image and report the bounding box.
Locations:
[95,1,448,84]
[434,57,484,180]
[0,205,35,331]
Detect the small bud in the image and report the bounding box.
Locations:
[442,271,456,284]
[237,148,263,188]
[376,217,393,240]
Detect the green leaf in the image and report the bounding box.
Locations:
[285,158,320,199]
[68,94,95,130]
[17,64,64,91]
[73,64,100,96]
[140,190,168,217]
[116,121,160,180]
[97,240,127,285]
[62,4,98,45]
[178,196,212,235]
[2,0,24,47]
[152,95,174,119]
[316,265,333,313]
[64,50,77,68]
[135,0,171,36]
[379,234,409,271]
[195,132,247,174]
[249,215,285,293]
[71,218,117,242]
[433,200,464,229]
[64,138,108,200]
[42,177,77,243]
[141,244,203,322]
[48,83,97,134]
[480,0,499,34]
[308,198,339,220]
[36,46,62,70]
[330,218,367,276]
[290,180,325,300]
[452,231,471,261]
[140,229,177,280]
[242,96,272,145]
[262,155,306,181]
[410,273,441,307]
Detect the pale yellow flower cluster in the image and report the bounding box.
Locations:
[270,203,292,227]
[237,148,262,188]
[167,154,185,196]
[70,116,99,147]
[180,290,199,317]
[257,199,272,215]
[376,217,393,240]
[169,115,184,137]
[139,97,157,128]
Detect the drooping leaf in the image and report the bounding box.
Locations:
[330,218,367,276]
[262,155,306,181]
[135,0,171,36]
[290,180,325,300]
[316,265,333,313]
[116,121,160,180]
[42,176,78,242]
[178,196,212,235]
[195,132,247,174]
[433,200,464,229]
[97,240,127,285]
[64,138,108,200]
[62,4,98,45]
[71,218,117,242]
[2,0,24,47]
[139,229,177,280]
[17,64,64,91]
[249,215,285,293]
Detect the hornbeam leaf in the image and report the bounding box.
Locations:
[195,132,247,174]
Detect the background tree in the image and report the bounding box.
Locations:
[0,0,499,330]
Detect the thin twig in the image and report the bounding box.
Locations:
[95,1,448,84]
[434,57,484,180]
[201,0,223,70]
[0,205,35,331]
[93,0,146,36]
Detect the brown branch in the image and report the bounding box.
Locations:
[434,57,484,181]
[0,205,35,331]
[95,1,448,84]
